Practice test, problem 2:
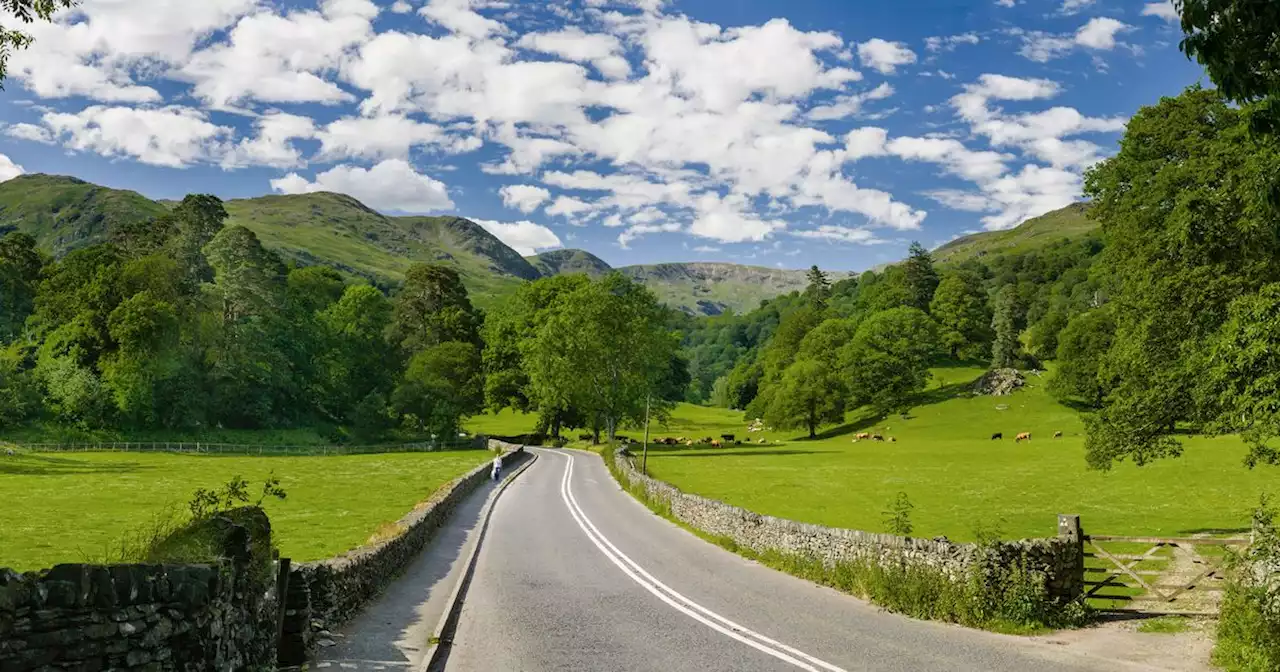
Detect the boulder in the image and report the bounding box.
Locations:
[973,368,1025,396]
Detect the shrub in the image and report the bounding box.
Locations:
[1214,496,1280,671]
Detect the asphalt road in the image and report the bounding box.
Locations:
[441,448,1154,672]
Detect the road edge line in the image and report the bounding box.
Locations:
[419,449,539,672]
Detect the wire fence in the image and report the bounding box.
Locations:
[7,437,492,456]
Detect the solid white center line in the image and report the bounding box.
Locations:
[550,450,848,672]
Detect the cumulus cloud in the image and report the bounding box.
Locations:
[807,83,894,121]
[471,218,562,255]
[857,38,917,75]
[314,115,478,162]
[1142,1,1178,22]
[499,184,551,213]
[924,33,979,52]
[1059,0,1095,15]
[0,153,24,182]
[223,112,316,169]
[791,225,883,244]
[4,123,53,143]
[39,105,232,167]
[1075,17,1131,50]
[1016,17,1134,62]
[270,159,454,212]
[517,27,630,79]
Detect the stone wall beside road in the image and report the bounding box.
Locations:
[613,447,1082,603]
[282,443,527,666]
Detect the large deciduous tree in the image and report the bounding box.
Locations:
[842,307,939,416]
[1082,87,1280,469]
[989,284,1021,369]
[930,269,992,360]
[526,273,676,442]
[390,264,482,353]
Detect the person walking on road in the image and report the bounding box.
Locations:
[491,455,502,481]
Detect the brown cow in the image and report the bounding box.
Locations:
[710,439,722,448]
[855,432,871,440]
[1015,432,1031,442]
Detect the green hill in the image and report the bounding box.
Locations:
[932,203,1097,264]
[526,248,612,277]
[616,263,816,316]
[0,174,816,315]
[0,175,168,255]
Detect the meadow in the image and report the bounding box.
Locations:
[470,366,1277,542]
[0,449,492,571]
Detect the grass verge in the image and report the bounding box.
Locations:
[599,444,1091,635]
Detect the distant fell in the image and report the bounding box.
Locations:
[932,203,1096,264]
[526,248,613,277]
[616,262,813,316]
[0,174,168,255]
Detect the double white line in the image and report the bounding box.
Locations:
[552,450,848,672]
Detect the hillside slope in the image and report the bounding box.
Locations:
[526,248,612,277]
[0,175,168,255]
[0,175,815,315]
[617,263,815,316]
[933,203,1097,264]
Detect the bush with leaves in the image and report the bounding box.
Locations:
[1214,495,1280,671]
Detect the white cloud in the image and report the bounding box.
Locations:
[179,0,377,108]
[4,123,53,143]
[807,83,894,121]
[791,224,883,244]
[0,154,24,182]
[619,220,681,247]
[315,115,477,162]
[223,112,316,169]
[1141,1,1178,22]
[546,195,594,218]
[499,184,551,213]
[857,38,916,75]
[1075,17,1131,50]
[391,0,413,12]
[924,33,979,52]
[1059,0,1094,15]
[471,218,562,255]
[270,159,454,212]
[844,127,889,161]
[40,105,232,167]
[517,28,631,79]
[885,136,1010,182]
[687,193,785,243]
[692,245,721,253]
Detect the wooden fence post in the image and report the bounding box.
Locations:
[1058,514,1084,601]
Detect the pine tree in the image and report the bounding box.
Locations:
[804,265,831,310]
[902,242,940,312]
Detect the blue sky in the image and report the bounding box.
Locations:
[0,0,1205,271]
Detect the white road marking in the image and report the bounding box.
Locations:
[550,450,848,672]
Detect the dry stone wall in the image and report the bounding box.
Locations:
[614,447,1083,602]
[281,444,527,666]
[0,510,278,671]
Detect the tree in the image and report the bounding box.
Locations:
[170,195,228,293]
[1049,308,1115,408]
[764,357,846,439]
[854,266,914,315]
[392,341,483,438]
[0,0,77,86]
[990,284,1020,369]
[525,273,676,442]
[804,265,831,310]
[390,264,482,355]
[1175,0,1280,133]
[842,307,939,415]
[745,305,824,420]
[1082,87,1280,469]
[902,242,940,312]
[0,232,42,341]
[709,375,732,408]
[317,284,396,428]
[930,270,992,360]
[1199,283,1280,466]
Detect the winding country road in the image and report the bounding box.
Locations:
[435,448,1168,672]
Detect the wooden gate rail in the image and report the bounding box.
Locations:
[1082,533,1251,614]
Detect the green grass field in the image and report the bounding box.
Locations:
[468,367,1276,543]
[0,449,492,572]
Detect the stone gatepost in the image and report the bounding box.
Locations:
[1057,514,1085,601]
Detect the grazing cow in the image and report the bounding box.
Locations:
[991,432,1003,440]
[702,437,714,444]
[710,439,722,448]
[888,437,897,443]
[855,432,871,440]
[734,440,742,445]
[1015,432,1031,442]
[721,434,735,442]
[3,448,13,456]
[1053,431,1063,439]
[758,438,767,444]
[871,434,885,442]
